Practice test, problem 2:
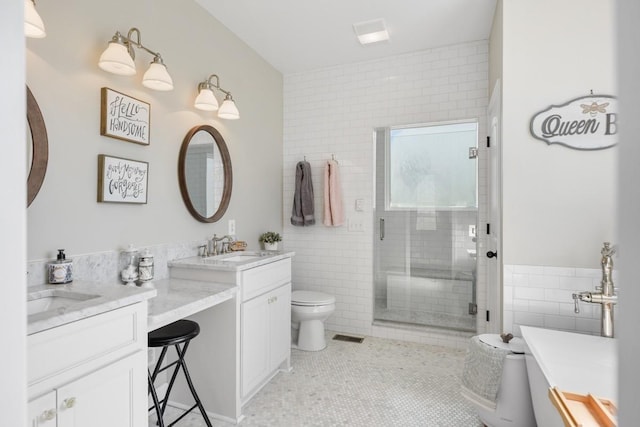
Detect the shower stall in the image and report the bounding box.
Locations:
[373,121,478,332]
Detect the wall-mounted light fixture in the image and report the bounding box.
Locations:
[25,0,46,38]
[194,74,240,120]
[98,28,173,91]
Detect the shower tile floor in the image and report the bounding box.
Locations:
[375,298,476,332]
[150,331,482,427]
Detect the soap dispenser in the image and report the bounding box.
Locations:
[47,249,73,284]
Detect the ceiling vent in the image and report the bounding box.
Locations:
[353,18,389,45]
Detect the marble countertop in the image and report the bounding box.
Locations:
[169,250,295,272]
[147,278,237,331]
[521,326,617,401]
[27,281,156,335]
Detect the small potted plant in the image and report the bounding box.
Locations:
[259,231,282,251]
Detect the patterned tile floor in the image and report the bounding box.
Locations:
[150,332,482,426]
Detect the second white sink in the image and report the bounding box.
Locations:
[28,289,99,315]
[221,255,261,262]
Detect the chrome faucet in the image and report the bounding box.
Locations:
[572,242,618,338]
[210,234,235,256]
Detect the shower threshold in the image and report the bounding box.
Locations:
[374,301,476,332]
[373,318,476,335]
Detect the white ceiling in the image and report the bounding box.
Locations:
[195,0,498,75]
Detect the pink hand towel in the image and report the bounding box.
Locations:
[323,160,344,226]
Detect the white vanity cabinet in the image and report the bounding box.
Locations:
[241,280,291,399]
[27,302,147,427]
[170,254,293,407]
[28,392,56,426]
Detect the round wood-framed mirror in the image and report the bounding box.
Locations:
[178,125,233,223]
[27,86,48,207]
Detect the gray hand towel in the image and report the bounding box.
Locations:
[291,161,315,226]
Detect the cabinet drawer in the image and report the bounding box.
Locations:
[241,258,291,301]
[28,302,145,386]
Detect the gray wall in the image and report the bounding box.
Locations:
[501,0,616,267]
[26,0,284,261]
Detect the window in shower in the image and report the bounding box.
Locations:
[374,120,478,332]
[387,122,478,210]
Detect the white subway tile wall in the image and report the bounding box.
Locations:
[283,41,489,346]
[503,264,616,336]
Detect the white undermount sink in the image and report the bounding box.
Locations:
[27,289,99,315]
[221,255,261,262]
[202,251,269,264]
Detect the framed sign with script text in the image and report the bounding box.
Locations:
[100,87,150,145]
[530,94,617,150]
[97,154,148,204]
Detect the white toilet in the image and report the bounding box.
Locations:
[291,290,336,351]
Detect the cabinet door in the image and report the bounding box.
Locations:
[56,351,146,427]
[241,293,270,397]
[269,283,291,370]
[28,391,57,427]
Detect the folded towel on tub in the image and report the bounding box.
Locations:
[460,335,511,411]
[291,160,315,226]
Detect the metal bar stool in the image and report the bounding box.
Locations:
[148,319,212,427]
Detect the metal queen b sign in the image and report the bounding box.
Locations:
[530,94,617,150]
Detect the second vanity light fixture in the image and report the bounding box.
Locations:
[98,27,173,91]
[194,74,240,120]
[25,0,46,38]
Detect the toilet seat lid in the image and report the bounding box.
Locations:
[478,334,525,354]
[291,290,335,306]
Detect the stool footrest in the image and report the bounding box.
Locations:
[155,359,180,375]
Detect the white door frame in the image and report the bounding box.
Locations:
[486,79,503,333]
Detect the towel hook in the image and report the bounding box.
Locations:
[332,154,338,163]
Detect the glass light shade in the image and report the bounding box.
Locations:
[194,88,219,111]
[142,62,174,91]
[98,42,136,76]
[24,0,46,38]
[218,99,240,120]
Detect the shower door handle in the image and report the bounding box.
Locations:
[379,218,385,240]
[486,250,498,259]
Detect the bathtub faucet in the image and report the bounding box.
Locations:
[572,242,618,338]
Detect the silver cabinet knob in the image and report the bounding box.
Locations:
[40,409,56,421]
[63,397,76,408]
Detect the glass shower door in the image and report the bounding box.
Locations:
[373,121,478,332]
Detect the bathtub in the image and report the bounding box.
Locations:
[520,326,617,427]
